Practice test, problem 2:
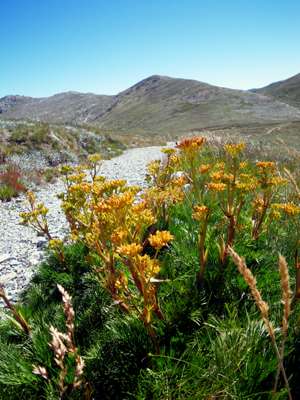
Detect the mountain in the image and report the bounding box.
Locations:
[97,75,300,135]
[253,73,300,109]
[1,75,300,136]
[0,92,115,124]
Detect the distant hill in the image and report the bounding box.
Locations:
[253,73,300,109]
[0,92,115,124]
[1,75,300,136]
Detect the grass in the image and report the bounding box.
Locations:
[1,137,300,398]
[0,164,26,201]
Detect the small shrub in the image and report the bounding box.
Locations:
[0,164,26,200]
[0,184,17,201]
[9,125,29,144]
[43,167,60,183]
[30,123,51,146]
[0,146,7,164]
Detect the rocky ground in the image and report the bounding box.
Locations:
[0,146,165,301]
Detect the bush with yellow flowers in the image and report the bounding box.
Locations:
[21,155,174,345]
[3,140,300,400]
[143,137,299,289]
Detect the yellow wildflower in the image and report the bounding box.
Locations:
[222,173,235,183]
[199,164,211,174]
[215,162,225,170]
[88,153,101,163]
[148,230,174,250]
[68,173,86,183]
[136,255,160,278]
[60,165,74,176]
[224,143,245,157]
[192,205,209,221]
[253,197,264,213]
[256,161,275,170]
[147,160,161,176]
[171,176,188,186]
[206,182,226,192]
[272,202,300,216]
[269,177,287,186]
[239,161,248,169]
[176,136,206,150]
[210,171,224,181]
[111,229,128,245]
[169,154,180,166]
[236,182,257,192]
[49,238,63,250]
[117,243,143,257]
[161,148,176,155]
[270,209,281,220]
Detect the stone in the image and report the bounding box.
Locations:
[0,271,17,284]
[0,254,11,264]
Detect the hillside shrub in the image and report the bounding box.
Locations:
[0,164,26,201]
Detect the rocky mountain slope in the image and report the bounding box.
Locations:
[0,92,115,124]
[253,73,300,109]
[0,120,125,169]
[1,75,300,136]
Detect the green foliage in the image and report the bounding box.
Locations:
[9,123,52,149]
[2,138,300,398]
[0,164,26,201]
[0,183,17,200]
[86,317,152,399]
[137,314,278,399]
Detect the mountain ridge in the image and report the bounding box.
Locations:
[252,73,300,108]
[1,74,300,136]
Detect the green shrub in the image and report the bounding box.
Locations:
[0,184,17,201]
[2,137,300,398]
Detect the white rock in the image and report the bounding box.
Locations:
[0,271,17,284]
[0,254,11,264]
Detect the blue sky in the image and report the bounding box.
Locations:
[0,0,299,97]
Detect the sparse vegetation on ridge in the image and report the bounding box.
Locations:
[1,137,300,399]
[2,74,300,139]
[0,120,125,163]
[0,120,126,200]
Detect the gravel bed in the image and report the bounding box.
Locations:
[0,146,165,301]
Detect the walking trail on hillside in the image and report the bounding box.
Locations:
[0,146,165,301]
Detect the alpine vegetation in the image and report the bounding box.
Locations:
[1,137,300,399]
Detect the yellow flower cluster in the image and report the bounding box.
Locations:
[147,160,161,177]
[239,161,248,169]
[207,182,227,192]
[148,230,174,250]
[199,164,211,174]
[256,161,275,170]
[236,173,258,192]
[272,202,300,216]
[49,239,63,250]
[87,153,102,164]
[161,148,176,156]
[253,197,264,213]
[224,143,245,157]
[144,152,186,223]
[20,192,50,236]
[117,243,143,257]
[210,171,224,181]
[55,161,174,330]
[176,136,206,150]
[192,205,209,221]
